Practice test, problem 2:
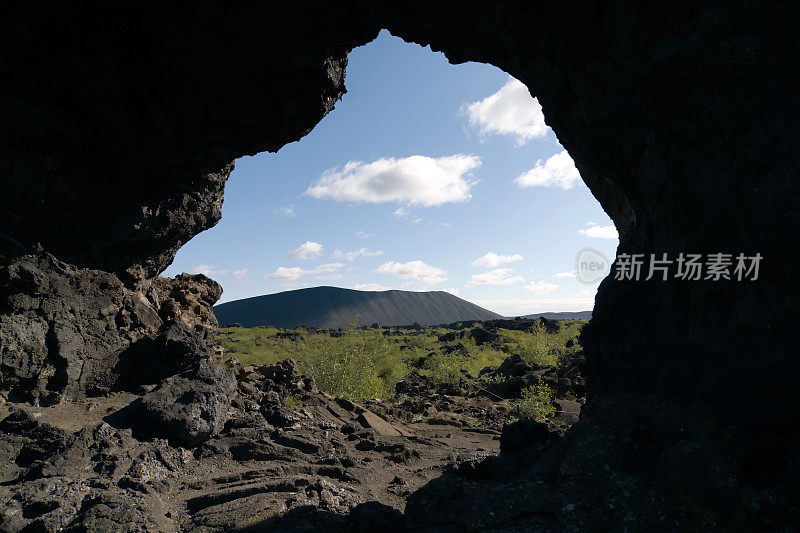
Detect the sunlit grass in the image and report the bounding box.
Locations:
[217,318,586,401]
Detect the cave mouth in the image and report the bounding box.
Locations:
[157,33,611,479]
[163,29,613,429]
[166,30,617,317]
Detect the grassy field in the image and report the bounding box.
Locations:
[217,318,586,401]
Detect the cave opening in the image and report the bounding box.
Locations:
[163,27,616,411]
[166,30,617,317]
[155,30,618,508]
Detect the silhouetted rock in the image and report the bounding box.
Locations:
[347,502,403,533]
[500,419,552,454]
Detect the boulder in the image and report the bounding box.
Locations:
[0,251,222,401]
[134,360,236,446]
[357,410,412,437]
[468,327,499,346]
[499,419,553,454]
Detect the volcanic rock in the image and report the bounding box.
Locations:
[133,360,236,447]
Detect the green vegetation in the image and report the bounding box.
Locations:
[283,394,301,410]
[498,319,584,367]
[217,318,586,402]
[513,383,556,422]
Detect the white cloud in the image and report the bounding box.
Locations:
[191,265,229,277]
[471,252,524,268]
[375,260,448,285]
[355,230,372,239]
[331,247,385,262]
[468,268,525,286]
[412,218,423,224]
[232,268,249,279]
[524,281,558,295]
[516,150,582,190]
[463,77,549,145]
[266,263,344,282]
[274,205,296,218]
[554,271,578,278]
[441,222,452,229]
[442,287,461,296]
[578,224,619,239]
[393,207,410,218]
[351,283,391,291]
[306,155,480,206]
[287,241,323,260]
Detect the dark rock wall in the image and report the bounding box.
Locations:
[404,0,798,408]
[1,2,378,281]
[2,1,798,527]
[379,3,800,526]
[0,250,223,403]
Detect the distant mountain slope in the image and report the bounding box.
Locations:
[516,311,593,320]
[213,286,503,328]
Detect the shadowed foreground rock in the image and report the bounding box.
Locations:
[1,1,799,530]
[0,358,522,531]
[134,360,237,447]
[0,247,223,403]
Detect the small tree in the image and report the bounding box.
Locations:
[515,382,555,422]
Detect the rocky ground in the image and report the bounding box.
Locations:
[0,354,583,532]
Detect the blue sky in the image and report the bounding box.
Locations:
[164,31,618,316]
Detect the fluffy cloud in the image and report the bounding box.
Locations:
[442,287,461,296]
[578,224,619,240]
[375,260,448,285]
[524,281,558,295]
[191,265,229,277]
[554,271,578,278]
[232,268,249,279]
[463,77,549,145]
[355,230,372,239]
[468,268,525,286]
[351,283,391,291]
[287,241,323,260]
[471,252,524,268]
[306,155,480,206]
[274,205,295,218]
[515,150,582,190]
[331,248,385,262]
[266,263,343,281]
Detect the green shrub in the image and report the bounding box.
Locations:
[295,317,406,400]
[514,383,556,422]
[283,394,300,410]
[217,319,586,403]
